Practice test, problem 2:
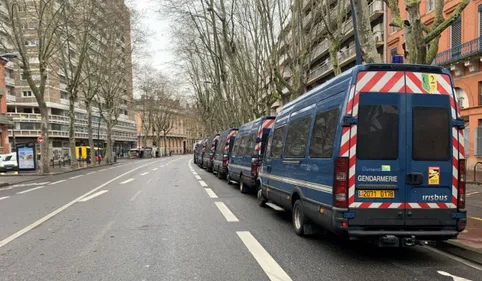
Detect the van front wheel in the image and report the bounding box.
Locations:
[293,200,307,236]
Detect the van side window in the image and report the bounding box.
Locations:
[309,108,339,158]
[357,104,399,160]
[271,126,286,158]
[284,117,312,158]
[246,134,256,156]
[412,106,450,160]
[265,134,273,159]
[239,136,248,156]
[232,138,241,156]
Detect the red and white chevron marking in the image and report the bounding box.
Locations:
[255,119,275,151]
[342,71,461,209]
[225,130,237,152]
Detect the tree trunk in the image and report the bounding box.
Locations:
[69,92,77,168]
[105,122,113,164]
[156,135,161,157]
[86,101,96,167]
[163,134,168,156]
[329,43,341,75]
[39,101,50,174]
[353,0,381,63]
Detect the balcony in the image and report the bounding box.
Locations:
[337,45,356,66]
[435,37,482,66]
[369,0,384,20]
[60,83,68,91]
[310,39,330,61]
[5,76,14,87]
[6,94,15,102]
[60,98,69,105]
[308,60,333,84]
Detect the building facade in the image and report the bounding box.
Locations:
[0,0,137,160]
[271,0,385,112]
[386,0,482,169]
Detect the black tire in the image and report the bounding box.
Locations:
[258,186,267,207]
[217,170,224,179]
[239,177,247,194]
[227,173,232,185]
[292,200,307,236]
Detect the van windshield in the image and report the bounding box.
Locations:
[357,104,399,160]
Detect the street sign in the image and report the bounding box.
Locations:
[37,136,43,143]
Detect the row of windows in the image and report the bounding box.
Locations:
[267,108,340,159]
[232,133,256,157]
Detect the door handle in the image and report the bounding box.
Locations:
[406,173,423,185]
[282,160,301,165]
[266,165,272,172]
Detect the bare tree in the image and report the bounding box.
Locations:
[384,0,469,64]
[152,88,177,157]
[3,0,69,173]
[353,0,381,63]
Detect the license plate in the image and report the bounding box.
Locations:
[358,190,395,198]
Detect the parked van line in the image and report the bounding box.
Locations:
[256,63,466,246]
[213,128,238,179]
[202,134,220,172]
[228,116,275,193]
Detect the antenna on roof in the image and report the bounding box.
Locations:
[349,0,362,65]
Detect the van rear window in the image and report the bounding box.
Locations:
[357,105,399,160]
[412,107,450,161]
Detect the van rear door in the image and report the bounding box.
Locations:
[404,73,457,228]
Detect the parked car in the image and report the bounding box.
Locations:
[258,63,466,246]
[0,153,18,172]
[202,134,220,172]
[228,116,275,193]
[213,128,238,179]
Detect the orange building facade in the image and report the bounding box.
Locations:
[386,0,482,169]
[0,58,11,153]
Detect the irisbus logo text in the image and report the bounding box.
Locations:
[422,194,448,201]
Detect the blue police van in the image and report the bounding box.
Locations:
[228,116,275,193]
[258,64,467,246]
[197,137,208,168]
[213,128,238,179]
[202,134,220,172]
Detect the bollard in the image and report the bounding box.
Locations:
[474,162,482,182]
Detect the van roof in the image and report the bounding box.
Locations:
[280,63,451,113]
[238,116,274,135]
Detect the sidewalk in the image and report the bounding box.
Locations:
[0,158,134,187]
[439,217,482,264]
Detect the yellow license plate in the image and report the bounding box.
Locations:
[358,190,395,199]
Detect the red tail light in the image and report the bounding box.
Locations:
[210,153,214,161]
[334,157,349,208]
[223,155,229,167]
[251,158,260,177]
[458,159,466,209]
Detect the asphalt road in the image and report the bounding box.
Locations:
[0,155,481,281]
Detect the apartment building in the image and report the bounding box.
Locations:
[271,0,385,112]
[0,0,137,160]
[385,0,482,169]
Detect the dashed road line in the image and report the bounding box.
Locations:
[192,172,198,175]
[204,188,218,198]
[130,190,142,202]
[0,196,10,201]
[470,217,482,222]
[120,178,134,184]
[49,180,67,185]
[86,171,96,175]
[467,191,480,196]
[215,202,239,222]
[195,175,202,180]
[146,179,152,184]
[152,168,158,171]
[69,175,84,179]
[17,186,45,194]
[140,172,149,176]
[199,180,208,187]
[100,169,107,171]
[237,231,293,281]
[78,190,109,202]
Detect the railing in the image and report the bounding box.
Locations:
[310,39,329,61]
[368,0,384,15]
[435,37,482,66]
[6,94,16,102]
[308,60,333,82]
[5,77,15,86]
[60,99,69,105]
[338,45,356,64]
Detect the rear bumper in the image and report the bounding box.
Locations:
[347,230,459,238]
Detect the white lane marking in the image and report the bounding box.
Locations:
[100,169,107,171]
[266,203,284,211]
[78,190,109,202]
[12,182,49,188]
[0,196,10,201]
[192,172,198,175]
[214,202,239,222]
[160,165,164,168]
[205,188,218,198]
[86,171,96,175]
[108,167,115,170]
[140,172,149,176]
[152,168,158,171]
[146,179,152,184]
[0,160,158,249]
[195,175,202,180]
[425,246,482,271]
[69,175,84,179]
[130,190,142,202]
[237,231,292,281]
[437,271,472,281]
[199,180,208,187]
[49,180,66,185]
[17,186,45,194]
[467,191,480,196]
[120,178,134,184]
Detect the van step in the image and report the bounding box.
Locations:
[266,203,284,211]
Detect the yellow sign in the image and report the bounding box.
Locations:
[422,73,437,93]
[428,167,440,185]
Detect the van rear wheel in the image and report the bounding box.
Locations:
[293,200,307,236]
[227,173,232,185]
[258,187,267,207]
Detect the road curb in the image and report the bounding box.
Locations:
[436,240,482,265]
[0,162,126,188]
